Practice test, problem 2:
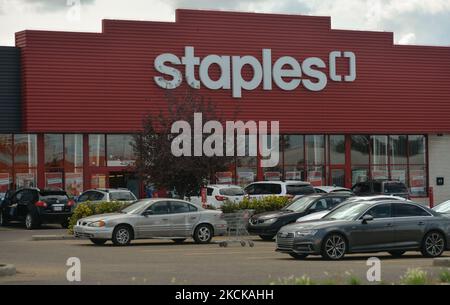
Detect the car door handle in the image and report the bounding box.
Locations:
[418,221,425,226]
[162,218,169,221]
[190,216,198,220]
[385,223,393,227]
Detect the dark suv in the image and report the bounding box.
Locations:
[352,180,409,199]
[0,188,75,229]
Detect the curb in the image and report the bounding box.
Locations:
[0,264,16,277]
[433,258,450,267]
[32,235,75,241]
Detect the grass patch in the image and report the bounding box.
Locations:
[400,268,428,285]
[439,269,450,283]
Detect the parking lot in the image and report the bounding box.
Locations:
[1,225,448,285]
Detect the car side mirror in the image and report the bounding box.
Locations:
[361,214,374,224]
[143,210,153,216]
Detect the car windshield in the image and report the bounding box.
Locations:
[434,200,450,213]
[283,196,318,212]
[323,202,371,221]
[110,191,136,201]
[120,200,149,214]
[219,187,244,196]
[384,182,408,193]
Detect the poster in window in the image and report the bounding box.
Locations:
[45,172,63,189]
[264,171,282,181]
[237,172,254,186]
[215,172,233,184]
[410,169,426,195]
[285,171,303,181]
[91,174,106,189]
[16,173,36,188]
[352,170,368,185]
[0,173,10,192]
[65,173,83,196]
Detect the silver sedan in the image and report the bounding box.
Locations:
[73,199,227,246]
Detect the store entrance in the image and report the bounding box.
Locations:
[109,172,140,198]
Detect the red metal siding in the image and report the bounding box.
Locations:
[15,9,450,134]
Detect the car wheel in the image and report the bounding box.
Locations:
[25,213,40,230]
[172,239,186,244]
[259,235,275,241]
[321,233,347,260]
[0,210,9,226]
[388,250,406,257]
[289,253,308,260]
[194,224,213,244]
[112,225,132,246]
[90,238,107,245]
[421,231,446,258]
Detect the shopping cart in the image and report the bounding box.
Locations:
[218,209,255,248]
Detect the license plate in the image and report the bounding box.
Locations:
[53,206,63,212]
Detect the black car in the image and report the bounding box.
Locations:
[0,188,75,230]
[247,193,352,240]
[352,180,409,199]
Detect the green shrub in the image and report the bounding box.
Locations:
[221,196,290,214]
[68,201,131,234]
[439,269,450,283]
[400,268,428,285]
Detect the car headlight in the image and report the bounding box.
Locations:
[295,230,317,237]
[263,218,277,224]
[88,220,105,227]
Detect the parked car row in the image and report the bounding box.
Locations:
[0,187,138,230]
[188,179,410,209]
[276,199,450,260]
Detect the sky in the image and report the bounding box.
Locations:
[0,0,449,47]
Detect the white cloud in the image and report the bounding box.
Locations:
[398,32,416,45]
[0,0,449,46]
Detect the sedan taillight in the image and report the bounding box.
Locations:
[215,195,227,201]
[67,199,76,207]
[35,201,47,208]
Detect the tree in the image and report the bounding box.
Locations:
[133,89,236,198]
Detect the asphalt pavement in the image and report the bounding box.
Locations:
[0,224,448,285]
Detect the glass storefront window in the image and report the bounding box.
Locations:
[352,167,369,185]
[409,135,426,164]
[44,134,64,168]
[371,135,388,165]
[391,165,407,184]
[306,135,324,165]
[409,165,427,196]
[65,134,83,170]
[329,135,345,164]
[390,135,407,164]
[14,134,37,168]
[307,166,324,186]
[371,165,388,180]
[237,135,257,185]
[89,134,105,167]
[283,135,304,180]
[15,169,37,188]
[91,174,107,189]
[106,134,136,166]
[0,134,12,170]
[351,135,370,165]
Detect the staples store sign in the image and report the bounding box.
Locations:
[154,46,356,98]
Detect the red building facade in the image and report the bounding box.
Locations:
[1,9,449,201]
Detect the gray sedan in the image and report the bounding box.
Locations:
[276,200,450,260]
[73,199,227,246]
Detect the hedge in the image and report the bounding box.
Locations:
[68,201,132,234]
[221,195,291,214]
